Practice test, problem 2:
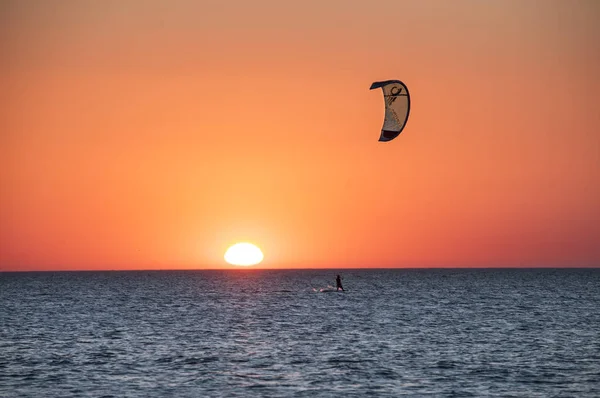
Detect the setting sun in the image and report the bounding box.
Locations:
[224,243,264,266]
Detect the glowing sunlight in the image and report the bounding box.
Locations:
[224,243,264,266]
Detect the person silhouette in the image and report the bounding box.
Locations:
[336,274,345,291]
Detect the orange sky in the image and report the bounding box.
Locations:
[1,0,599,271]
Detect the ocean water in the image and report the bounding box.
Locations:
[1,269,599,397]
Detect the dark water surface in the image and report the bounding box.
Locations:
[1,269,599,397]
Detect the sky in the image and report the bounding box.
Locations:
[1,0,599,271]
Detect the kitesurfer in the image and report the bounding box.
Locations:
[336,274,344,291]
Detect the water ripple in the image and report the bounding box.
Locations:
[0,269,599,397]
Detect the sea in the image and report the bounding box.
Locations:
[1,268,599,397]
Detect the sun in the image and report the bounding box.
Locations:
[224,242,264,266]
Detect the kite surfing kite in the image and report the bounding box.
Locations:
[370,80,411,142]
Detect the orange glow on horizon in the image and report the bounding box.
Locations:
[1,1,599,271]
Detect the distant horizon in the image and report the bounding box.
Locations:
[2,264,599,273]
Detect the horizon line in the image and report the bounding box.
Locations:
[1,265,599,273]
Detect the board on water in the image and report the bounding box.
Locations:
[312,286,346,293]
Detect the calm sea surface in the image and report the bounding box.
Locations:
[1,269,599,397]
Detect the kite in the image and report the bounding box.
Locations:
[370,80,411,142]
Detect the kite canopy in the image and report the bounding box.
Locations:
[370,80,410,142]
